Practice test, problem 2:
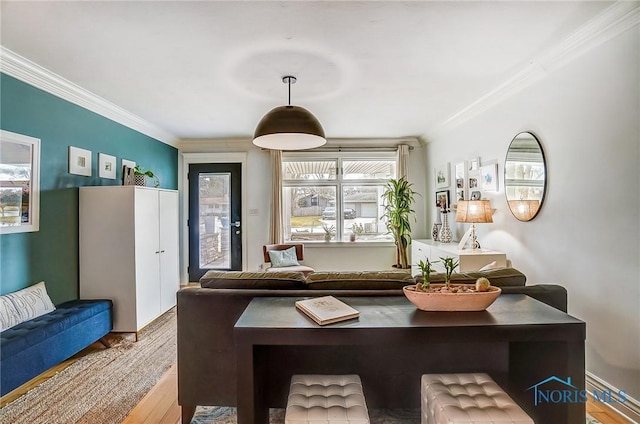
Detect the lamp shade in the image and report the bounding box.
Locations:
[508,200,540,221]
[253,105,326,150]
[455,200,493,223]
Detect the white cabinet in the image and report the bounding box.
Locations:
[79,186,179,333]
[411,239,507,276]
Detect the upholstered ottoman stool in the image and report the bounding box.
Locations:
[285,374,370,424]
[421,373,533,424]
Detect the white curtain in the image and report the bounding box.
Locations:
[397,144,409,180]
[269,149,284,244]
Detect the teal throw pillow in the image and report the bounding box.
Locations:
[268,246,300,267]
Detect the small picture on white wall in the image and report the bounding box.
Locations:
[454,161,466,203]
[480,163,499,192]
[434,163,450,189]
[69,146,92,176]
[99,153,116,179]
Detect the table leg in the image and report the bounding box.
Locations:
[509,341,585,424]
[236,343,269,424]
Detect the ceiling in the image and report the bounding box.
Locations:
[0,1,621,145]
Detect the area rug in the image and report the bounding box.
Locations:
[0,308,176,424]
[191,406,602,423]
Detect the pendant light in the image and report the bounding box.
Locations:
[253,76,326,150]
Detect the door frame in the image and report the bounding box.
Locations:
[180,152,248,283]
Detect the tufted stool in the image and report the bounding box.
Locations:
[421,373,533,424]
[285,374,370,424]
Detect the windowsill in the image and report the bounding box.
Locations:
[300,241,395,248]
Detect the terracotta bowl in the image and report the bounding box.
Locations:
[403,284,501,312]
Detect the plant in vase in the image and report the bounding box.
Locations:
[321,223,335,242]
[381,177,417,269]
[403,255,501,311]
[350,222,364,241]
[134,165,160,188]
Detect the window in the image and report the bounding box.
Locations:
[282,153,396,242]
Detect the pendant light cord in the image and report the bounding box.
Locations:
[283,75,296,106]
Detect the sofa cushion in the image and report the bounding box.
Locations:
[0,281,56,332]
[426,267,526,287]
[305,271,414,290]
[200,271,307,290]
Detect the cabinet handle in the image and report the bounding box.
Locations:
[155,251,160,254]
[160,250,165,253]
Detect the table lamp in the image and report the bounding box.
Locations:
[456,200,493,250]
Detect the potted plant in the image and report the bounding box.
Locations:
[350,222,364,242]
[381,177,417,269]
[403,256,501,311]
[321,223,335,242]
[134,165,160,188]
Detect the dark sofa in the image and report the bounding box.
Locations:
[176,268,566,423]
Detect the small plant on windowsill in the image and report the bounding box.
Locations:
[134,165,160,188]
[350,222,364,241]
[321,223,335,242]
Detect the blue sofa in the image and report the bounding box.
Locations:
[0,299,113,396]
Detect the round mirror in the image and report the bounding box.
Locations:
[504,132,546,221]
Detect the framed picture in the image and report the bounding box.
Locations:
[468,157,480,172]
[99,153,116,179]
[469,176,478,189]
[454,161,466,202]
[69,146,92,176]
[122,159,136,170]
[434,163,450,188]
[480,163,499,192]
[435,190,450,210]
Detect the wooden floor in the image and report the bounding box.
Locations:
[121,363,634,424]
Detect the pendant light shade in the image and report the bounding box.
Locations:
[253,76,326,150]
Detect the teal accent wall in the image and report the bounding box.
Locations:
[0,73,178,304]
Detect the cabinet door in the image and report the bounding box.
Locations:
[159,190,179,311]
[134,188,162,327]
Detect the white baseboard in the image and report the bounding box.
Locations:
[586,372,640,423]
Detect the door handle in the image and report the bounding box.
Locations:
[234,221,241,228]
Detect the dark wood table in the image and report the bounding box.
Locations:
[235,294,585,424]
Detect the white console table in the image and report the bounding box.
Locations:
[411,239,507,275]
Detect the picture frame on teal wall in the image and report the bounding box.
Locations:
[98,153,116,179]
[69,146,92,177]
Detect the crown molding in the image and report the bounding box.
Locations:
[0,46,179,147]
[426,1,640,141]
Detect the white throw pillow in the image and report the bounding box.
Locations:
[0,296,22,332]
[268,246,300,268]
[0,281,56,332]
[479,261,501,271]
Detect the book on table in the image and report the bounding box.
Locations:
[295,296,360,325]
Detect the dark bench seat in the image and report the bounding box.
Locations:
[1,299,113,396]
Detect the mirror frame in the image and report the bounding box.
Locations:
[504,131,546,222]
[0,130,41,234]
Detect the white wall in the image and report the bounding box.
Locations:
[426,27,639,402]
[179,139,428,274]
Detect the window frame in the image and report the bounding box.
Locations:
[282,151,397,243]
